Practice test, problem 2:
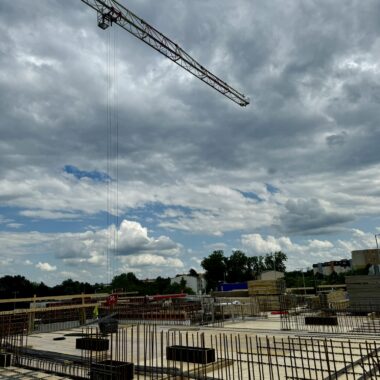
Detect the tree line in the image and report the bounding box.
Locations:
[4,249,359,299]
[201,250,287,292]
[0,272,195,302]
[284,266,370,288]
[0,251,288,300]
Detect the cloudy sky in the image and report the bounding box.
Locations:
[0,0,380,285]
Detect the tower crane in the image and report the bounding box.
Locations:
[80,0,250,106]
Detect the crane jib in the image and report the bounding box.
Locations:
[80,0,250,106]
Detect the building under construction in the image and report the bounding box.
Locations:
[1,288,380,379]
[1,0,379,378]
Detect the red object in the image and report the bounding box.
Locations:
[271,311,288,315]
[105,294,118,306]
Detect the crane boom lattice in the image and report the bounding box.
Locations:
[80,0,250,106]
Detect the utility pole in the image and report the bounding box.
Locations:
[375,234,380,275]
[302,269,306,295]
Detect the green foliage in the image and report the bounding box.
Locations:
[201,250,227,292]
[0,275,36,298]
[263,251,287,272]
[111,272,141,293]
[0,271,194,304]
[53,278,94,295]
[201,250,288,292]
[284,267,367,289]
[285,270,315,288]
[111,272,195,295]
[225,250,251,283]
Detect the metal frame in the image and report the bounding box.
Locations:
[80,0,250,106]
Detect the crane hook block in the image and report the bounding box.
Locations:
[97,7,121,30]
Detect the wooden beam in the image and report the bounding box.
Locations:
[0,293,109,304]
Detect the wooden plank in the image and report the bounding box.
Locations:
[0,293,108,304]
[0,303,99,316]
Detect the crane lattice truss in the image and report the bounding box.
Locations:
[80,0,250,106]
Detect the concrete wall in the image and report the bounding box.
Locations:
[346,275,380,308]
[171,275,206,294]
[313,259,351,276]
[259,271,284,280]
[352,249,380,270]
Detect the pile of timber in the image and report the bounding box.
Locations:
[327,290,349,310]
[247,279,286,311]
[346,275,380,309]
[248,279,286,296]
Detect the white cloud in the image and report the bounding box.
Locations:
[36,262,57,272]
[122,254,183,268]
[6,223,23,229]
[242,234,282,254]
[116,220,181,256]
[20,209,80,220]
[0,219,183,281]
[0,215,12,224]
[0,0,380,282]
[0,257,13,267]
[308,240,334,249]
[241,229,376,270]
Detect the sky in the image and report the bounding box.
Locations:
[0,0,380,285]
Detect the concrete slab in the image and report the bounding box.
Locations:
[4,319,379,379]
[0,366,68,379]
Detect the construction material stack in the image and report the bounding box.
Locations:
[326,290,349,310]
[346,275,380,309]
[247,279,286,311]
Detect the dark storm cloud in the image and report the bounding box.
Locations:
[1,0,379,182]
[0,0,380,247]
[326,132,348,147]
[279,199,354,235]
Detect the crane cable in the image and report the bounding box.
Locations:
[113,24,119,281]
[106,27,110,284]
[106,25,119,284]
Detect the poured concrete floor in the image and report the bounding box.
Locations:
[0,366,69,379]
[1,317,379,379]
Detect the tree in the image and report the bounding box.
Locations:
[263,251,287,272]
[0,275,35,298]
[225,250,252,282]
[247,256,264,279]
[201,250,227,292]
[111,272,141,292]
[53,279,94,295]
[201,250,288,292]
[33,281,51,296]
[188,268,198,277]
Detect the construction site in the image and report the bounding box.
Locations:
[1,0,380,378]
[1,274,380,379]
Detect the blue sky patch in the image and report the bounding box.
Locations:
[64,165,111,182]
[238,190,263,202]
[266,183,280,194]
